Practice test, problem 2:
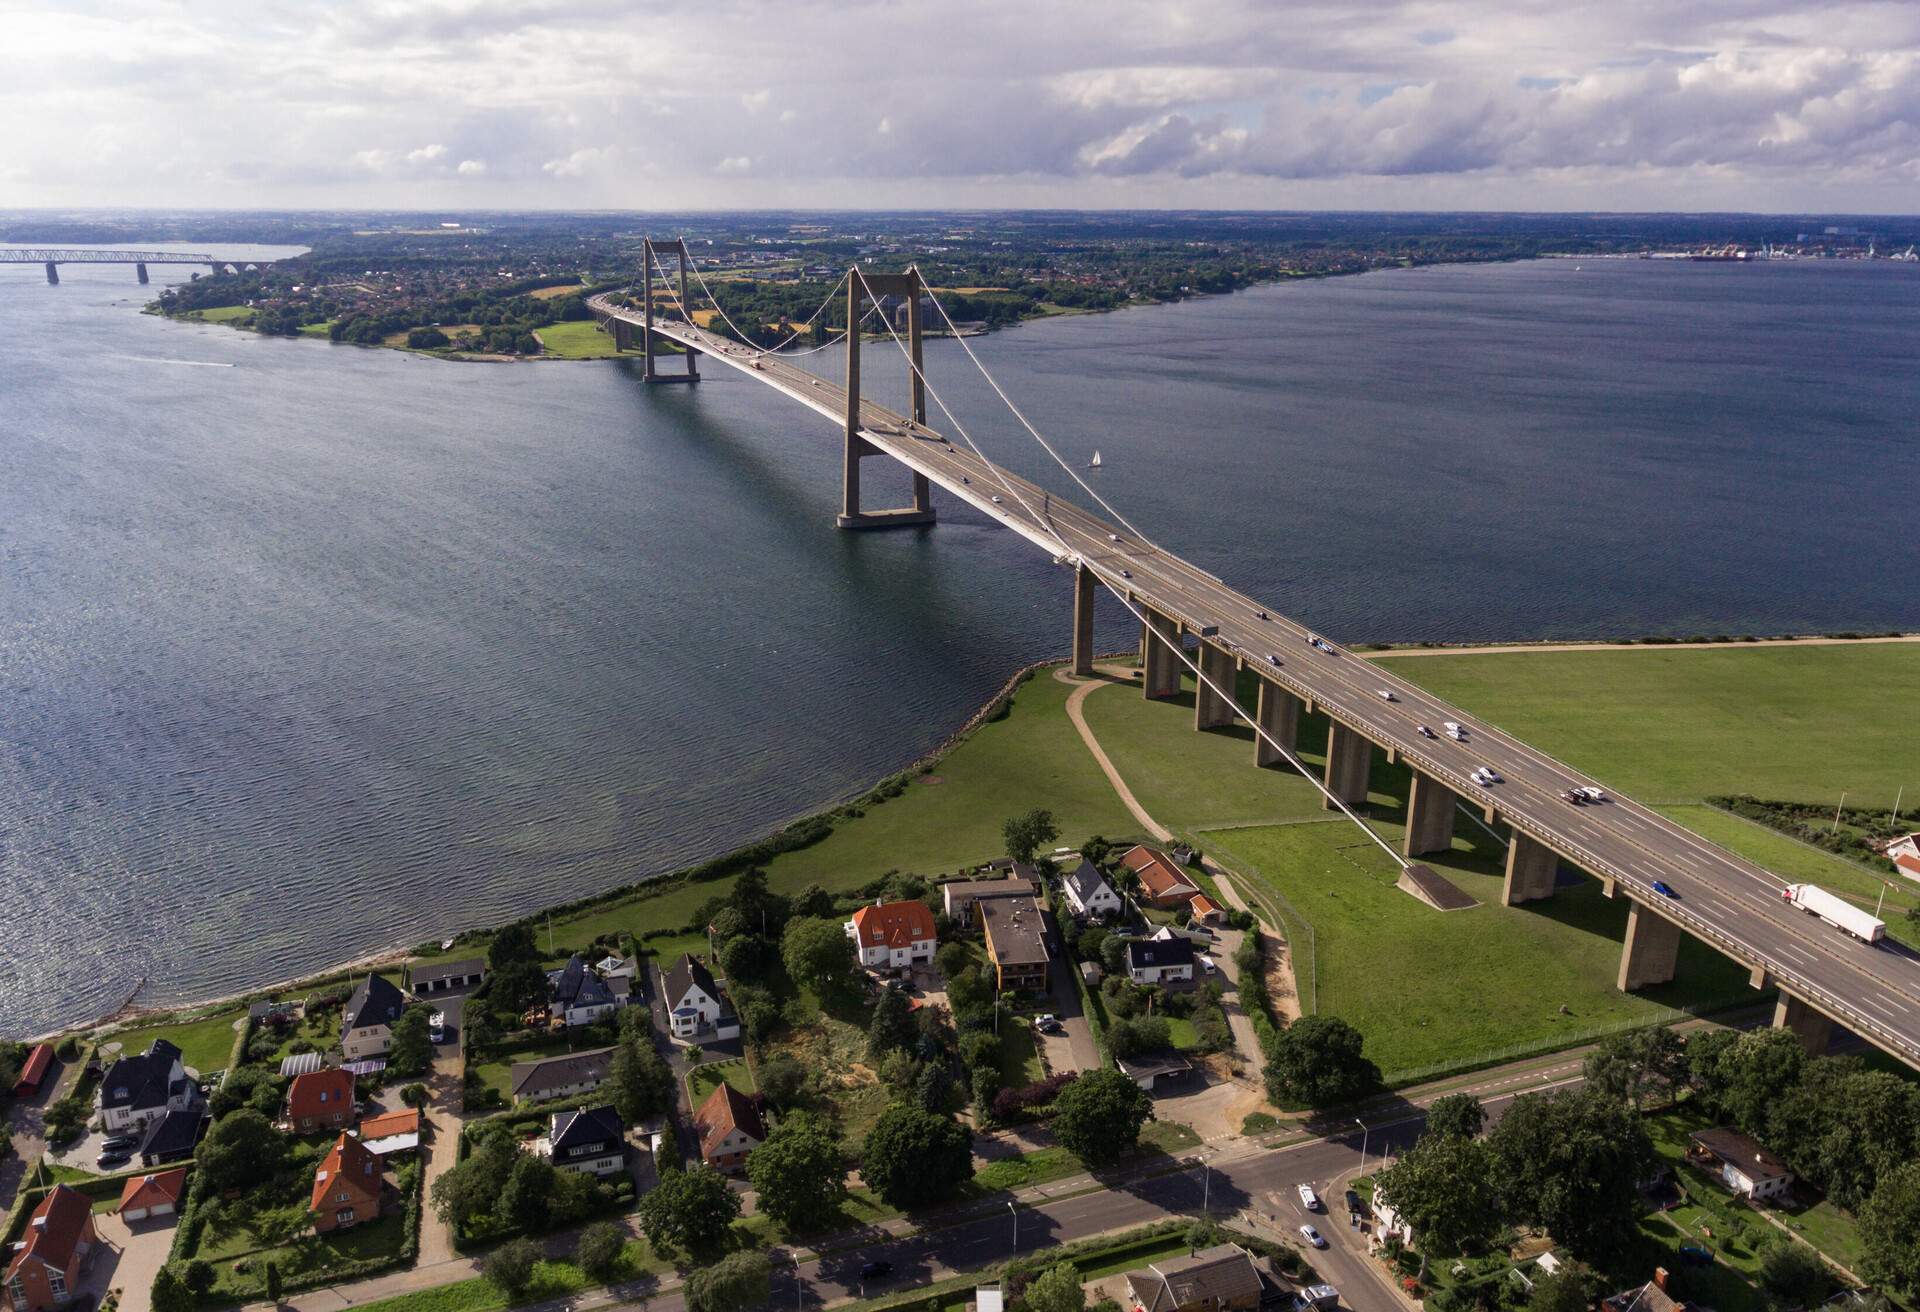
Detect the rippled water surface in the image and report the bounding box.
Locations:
[3,252,1915,1034]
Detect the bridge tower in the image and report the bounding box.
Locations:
[640,237,700,385]
[838,268,935,529]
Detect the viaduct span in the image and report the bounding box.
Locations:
[2,248,228,284]
[593,254,1920,1070]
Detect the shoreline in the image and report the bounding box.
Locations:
[1359,631,1919,658]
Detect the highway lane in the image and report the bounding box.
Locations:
[592,300,1920,1067]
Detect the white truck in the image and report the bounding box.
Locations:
[1784,884,1886,944]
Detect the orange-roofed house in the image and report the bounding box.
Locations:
[692,1082,765,1173]
[1119,845,1201,909]
[310,1134,384,1233]
[118,1168,188,1222]
[844,900,938,971]
[4,1185,97,1312]
[1896,853,1920,885]
[286,1067,357,1134]
[1187,893,1227,926]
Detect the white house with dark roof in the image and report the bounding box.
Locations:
[548,954,623,1028]
[97,1039,200,1135]
[539,1105,627,1177]
[662,954,729,1039]
[1126,935,1196,985]
[342,974,409,1060]
[1061,861,1123,920]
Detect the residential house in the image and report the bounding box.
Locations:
[97,1039,200,1135]
[662,954,730,1040]
[12,1045,54,1098]
[1187,894,1227,927]
[940,874,1038,926]
[410,958,485,997]
[1604,1280,1687,1312]
[137,1107,208,1166]
[1061,862,1123,920]
[1370,1188,1416,1248]
[540,1105,627,1177]
[117,1168,188,1222]
[978,895,1053,993]
[1119,845,1201,909]
[510,1048,616,1106]
[845,900,939,970]
[357,1108,424,1157]
[548,954,623,1028]
[1126,935,1196,985]
[1689,1128,1795,1200]
[341,974,409,1061]
[1115,1050,1195,1093]
[286,1067,358,1134]
[1124,1243,1264,1312]
[693,1082,765,1172]
[310,1133,384,1233]
[3,1185,96,1312]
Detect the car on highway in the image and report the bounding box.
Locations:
[1267,653,1282,666]
[1417,724,1436,738]
[990,495,1003,504]
[1561,789,1585,805]
[860,1261,894,1282]
[1299,1224,1327,1249]
[1377,688,1396,701]
[1109,533,1122,542]
[1653,881,1681,900]
[1255,610,1269,620]
[1579,786,1607,802]
[1444,721,1466,740]
[1297,1183,1321,1211]
[1481,766,1502,783]
[1471,767,1498,787]
[1120,569,1132,579]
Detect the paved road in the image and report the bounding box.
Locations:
[592,300,1920,1071]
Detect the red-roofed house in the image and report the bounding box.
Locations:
[4,1185,97,1312]
[118,1168,188,1221]
[1895,853,1920,885]
[310,1134,384,1233]
[1120,845,1202,909]
[1187,893,1227,926]
[692,1082,765,1173]
[286,1068,357,1134]
[845,900,938,970]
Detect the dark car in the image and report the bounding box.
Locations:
[1345,1188,1366,1214]
[1652,880,1680,899]
[860,1261,894,1282]
[100,1135,138,1152]
[96,1149,130,1169]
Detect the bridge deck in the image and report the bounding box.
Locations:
[594,295,1920,1066]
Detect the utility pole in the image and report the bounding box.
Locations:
[1893,786,1905,829]
[1833,792,1847,833]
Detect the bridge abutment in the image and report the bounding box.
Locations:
[1254,681,1301,767]
[1617,902,1682,990]
[1501,831,1560,904]
[1194,643,1238,729]
[1774,994,1835,1055]
[135,263,148,285]
[612,318,632,352]
[1141,612,1182,699]
[1404,773,1459,857]
[44,262,58,285]
[1072,565,1096,676]
[1322,721,1372,808]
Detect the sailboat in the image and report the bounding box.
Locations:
[1089,450,1103,468]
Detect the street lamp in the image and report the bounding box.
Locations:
[1354,1117,1369,1174]
[1199,1152,1214,1216]
[1008,1200,1019,1254]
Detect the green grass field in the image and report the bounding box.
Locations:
[192,305,254,325]
[107,1010,242,1075]
[534,320,629,359]
[687,1057,756,1106]
[1376,644,1919,808]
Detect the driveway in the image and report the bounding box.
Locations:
[87,1210,177,1312]
[2,1055,73,1211]
[1038,961,1099,1075]
[416,992,471,1266]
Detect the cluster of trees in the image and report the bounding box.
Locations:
[1263,1015,1381,1109]
[1709,795,1905,877]
[432,1118,623,1240]
[607,1007,675,1124]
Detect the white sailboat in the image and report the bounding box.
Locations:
[1089,450,1103,468]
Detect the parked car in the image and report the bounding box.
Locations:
[100,1135,137,1153]
[1297,1183,1321,1211]
[1197,954,1217,975]
[429,1012,448,1043]
[1299,1224,1327,1249]
[1344,1188,1365,1214]
[96,1149,130,1169]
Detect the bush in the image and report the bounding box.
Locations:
[481,1237,543,1295]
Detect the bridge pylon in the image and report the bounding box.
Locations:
[640,237,700,385]
[838,268,934,529]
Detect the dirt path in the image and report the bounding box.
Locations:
[1359,634,1920,659]
[1055,667,1172,843]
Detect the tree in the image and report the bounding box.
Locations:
[946,966,994,1014]
[782,917,860,996]
[198,1109,285,1191]
[481,1237,543,1296]
[1486,1088,1654,1263]
[1425,1093,1486,1140]
[407,327,451,349]
[1758,1235,1830,1309]
[869,987,917,1059]
[1004,809,1059,863]
[685,1251,772,1312]
[759,1051,810,1108]
[389,1006,434,1077]
[1582,1026,1686,1112]
[731,868,791,938]
[1861,1161,1920,1292]
[860,1105,976,1207]
[1024,1262,1086,1312]
[718,933,775,985]
[915,1061,953,1113]
[635,1165,741,1255]
[575,1220,626,1282]
[1106,1015,1172,1059]
[1774,1065,1920,1209]
[151,1266,196,1312]
[1051,1068,1154,1166]
[432,1137,516,1232]
[935,941,973,980]
[399,1082,431,1109]
[263,1261,283,1304]
[746,1112,847,1228]
[610,1036,674,1122]
[181,1260,216,1296]
[1526,1270,1590,1312]
[1263,1016,1381,1108]
[490,959,550,1015]
[1695,1028,1805,1132]
[501,1151,560,1232]
[793,883,835,918]
[1374,1133,1500,1261]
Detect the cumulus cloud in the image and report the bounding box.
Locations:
[1,0,1915,208]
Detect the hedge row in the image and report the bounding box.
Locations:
[1235,931,1281,1057]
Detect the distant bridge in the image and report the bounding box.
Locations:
[590,237,1920,1073]
[2,248,241,284]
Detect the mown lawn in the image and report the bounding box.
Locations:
[1375,643,1920,809]
[687,1058,756,1106]
[1206,822,1755,1082]
[534,320,629,360]
[344,1240,666,1312]
[471,1036,582,1101]
[996,1025,1046,1090]
[107,1009,243,1075]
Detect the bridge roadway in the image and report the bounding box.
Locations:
[590,295,1920,1068]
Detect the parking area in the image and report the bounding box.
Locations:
[84,1210,177,1310]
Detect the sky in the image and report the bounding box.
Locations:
[3,0,1918,213]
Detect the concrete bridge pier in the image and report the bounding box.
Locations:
[1617,902,1681,990]
[612,318,633,352]
[135,262,149,285]
[1774,994,1835,1054]
[1141,611,1182,699]
[1194,643,1238,729]
[1322,721,1372,808]
[1403,773,1459,857]
[1502,831,1559,904]
[1072,564,1096,676]
[44,262,58,285]
[1254,681,1301,767]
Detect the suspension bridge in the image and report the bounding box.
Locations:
[1,248,233,284]
[608,232,1917,1072]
